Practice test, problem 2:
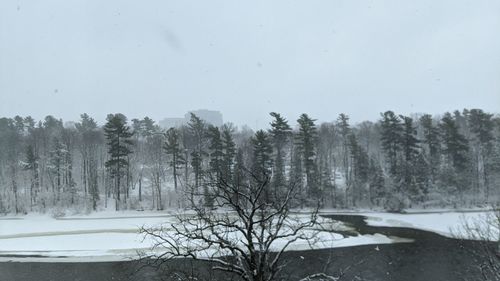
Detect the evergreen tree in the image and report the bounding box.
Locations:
[0,119,21,213]
[232,148,246,207]
[289,142,304,205]
[439,113,470,199]
[317,151,333,204]
[410,152,430,203]
[251,130,273,180]
[317,123,337,207]
[348,134,369,206]
[131,118,143,138]
[221,124,236,184]
[187,113,207,190]
[23,144,39,210]
[268,112,292,193]
[143,123,165,210]
[380,111,403,180]
[104,114,133,210]
[205,125,236,208]
[468,109,495,201]
[488,131,500,196]
[419,114,440,182]
[401,116,420,166]
[251,130,273,202]
[24,116,36,131]
[164,127,184,192]
[400,116,420,195]
[208,125,224,179]
[440,113,469,171]
[336,114,351,185]
[48,138,65,202]
[0,109,498,213]
[61,127,77,204]
[368,158,385,206]
[141,117,156,138]
[296,114,319,198]
[76,113,101,210]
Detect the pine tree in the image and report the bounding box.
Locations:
[251,130,273,180]
[410,152,430,203]
[164,127,184,192]
[440,113,469,172]
[208,125,224,179]
[61,127,77,204]
[439,113,470,199]
[368,158,385,206]
[317,151,333,204]
[206,125,229,208]
[48,138,65,202]
[268,112,292,194]
[232,148,246,207]
[141,117,156,138]
[187,113,207,190]
[143,123,164,210]
[104,113,133,211]
[221,125,236,184]
[468,109,495,201]
[21,144,39,210]
[76,113,101,210]
[289,142,304,205]
[488,133,500,196]
[400,116,420,196]
[296,114,319,198]
[336,114,351,185]
[251,130,273,203]
[317,123,337,207]
[419,114,440,182]
[348,134,369,206]
[380,111,403,179]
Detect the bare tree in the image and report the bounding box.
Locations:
[455,209,500,280]
[140,167,339,281]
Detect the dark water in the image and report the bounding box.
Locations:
[319,214,487,281]
[0,214,491,281]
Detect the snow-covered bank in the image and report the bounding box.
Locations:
[0,211,413,262]
[356,211,498,240]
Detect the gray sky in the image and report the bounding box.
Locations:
[1,0,499,129]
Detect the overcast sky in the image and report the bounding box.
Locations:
[1,0,499,129]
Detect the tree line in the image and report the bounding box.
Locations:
[0,109,499,214]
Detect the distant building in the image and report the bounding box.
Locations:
[159,118,186,129]
[64,121,76,129]
[159,109,223,129]
[185,109,223,127]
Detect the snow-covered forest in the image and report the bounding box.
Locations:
[0,109,499,214]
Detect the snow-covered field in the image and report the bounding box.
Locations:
[0,210,493,262]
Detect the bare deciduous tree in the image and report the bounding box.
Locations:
[140,168,340,281]
[455,209,500,281]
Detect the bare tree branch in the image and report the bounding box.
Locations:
[140,167,337,281]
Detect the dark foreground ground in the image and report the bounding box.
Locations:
[0,214,493,281]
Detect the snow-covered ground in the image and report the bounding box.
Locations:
[357,210,498,239]
[0,210,413,262]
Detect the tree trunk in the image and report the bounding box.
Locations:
[11,167,19,214]
[173,153,178,191]
[138,168,142,202]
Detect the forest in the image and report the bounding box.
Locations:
[0,109,499,214]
